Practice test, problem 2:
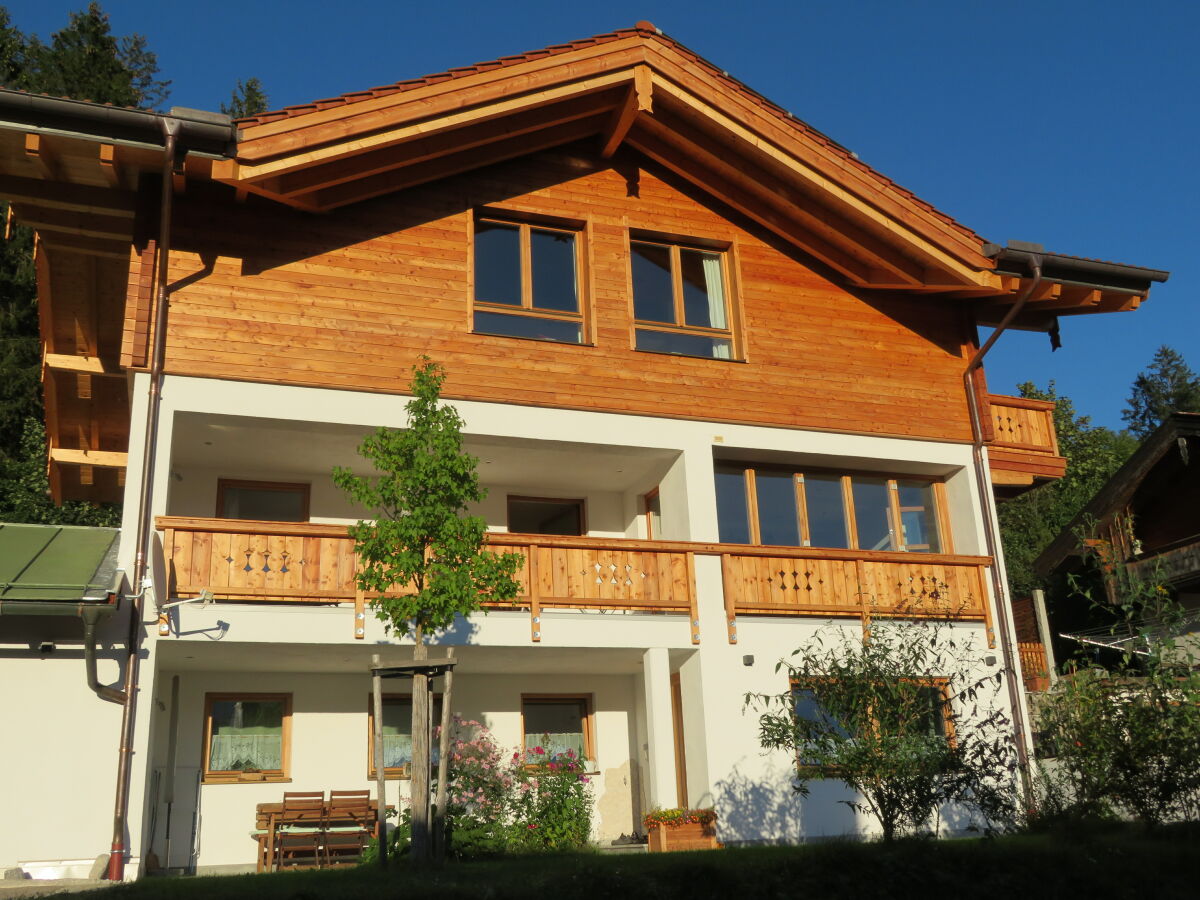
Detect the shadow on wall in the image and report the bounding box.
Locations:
[713,761,860,845]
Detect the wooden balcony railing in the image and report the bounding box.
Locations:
[155,517,995,645]
[1018,641,1051,692]
[985,393,1067,492]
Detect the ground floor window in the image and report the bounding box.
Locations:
[368,695,443,779]
[521,694,593,765]
[202,693,291,783]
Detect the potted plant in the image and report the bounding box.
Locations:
[642,808,719,852]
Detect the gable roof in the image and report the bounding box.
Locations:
[233,22,982,246]
[209,22,1004,293]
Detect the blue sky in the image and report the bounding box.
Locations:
[9,1,1197,431]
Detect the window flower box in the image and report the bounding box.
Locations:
[643,808,719,852]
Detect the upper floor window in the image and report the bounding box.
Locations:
[217,479,310,522]
[631,237,734,360]
[508,495,585,536]
[716,464,948,553]
[473,214,584,345]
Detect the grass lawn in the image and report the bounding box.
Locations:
[81,830,1200,900]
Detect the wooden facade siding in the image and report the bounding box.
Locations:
[150,149,978,442]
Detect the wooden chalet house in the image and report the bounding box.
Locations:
[0,23,1169,878]
[1036,412,1200,654]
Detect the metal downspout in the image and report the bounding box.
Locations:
[82,604,125,704]
[963,256,1043,800]
[107,116,180,883]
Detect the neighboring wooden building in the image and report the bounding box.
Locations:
[1037,412,1200,611]
[0,23,1169,878]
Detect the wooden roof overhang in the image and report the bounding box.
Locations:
[214,26,1004,295]
[0,96,235,503]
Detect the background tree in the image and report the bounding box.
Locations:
[748,615,1017,841]
[1122,345,1200,439]
[220,77,269,119]
[0,3,166,522]
[998,382,1137,600]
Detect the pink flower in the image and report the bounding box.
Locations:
[527,823,538,830]
[579,775,590,783]
[534,746,545,755]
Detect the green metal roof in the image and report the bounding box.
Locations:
[0,523,121,608]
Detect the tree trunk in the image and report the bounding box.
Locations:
[371,654,388,868]
[433,647,455,860]
[410,630,431,863]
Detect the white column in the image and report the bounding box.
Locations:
[641,647,678,809]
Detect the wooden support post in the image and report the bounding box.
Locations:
[371,654,387,868]
[856,559,871,642]
[529,544,541,642]
[432,647,455,860]
[686,552,700,644]
[410,638,431,863]
[720,554,737,644]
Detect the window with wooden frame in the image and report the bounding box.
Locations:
[202,693,291,784]
[715,464,950,553]
[507,496,586,536]
[216,479,310,522]
[521,694,594,766]
[367,694,444,780]
[790,677,955,771]
[472,213,586,345]
[630,235,736,360]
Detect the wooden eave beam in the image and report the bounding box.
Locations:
[628,123,876,285]
[640,42,992,270]
[24,134,61,180]
[264,91,617,198]
[308,116,605,211]
[43,352,123,376]
[40,234,131,260]
[99,144,125,189]
[11,204,132,241]
[227,67,638,184]
[0,173,136,217]
[234,37,651,154]
[631,114,925,286]
[601,66,652,158]
[48,447,128,468]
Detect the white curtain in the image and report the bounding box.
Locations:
[382,733,413,769]
[701,254,731,359]
[209,733,281,771]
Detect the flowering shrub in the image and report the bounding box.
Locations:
[437,717,594,857]
[642,808,717,831]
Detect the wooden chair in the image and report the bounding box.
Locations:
[324,790,373,866]
[274,791,325,870]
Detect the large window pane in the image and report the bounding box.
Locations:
[209,699,284,772]
[635,328,732,359]
[680,249,726,329]
[715,466,751,544]
[852,477,893,551]
[473,311,582,344]
[755,471,800,546]
[379,698,443,774]
[631,241,674,323]
[804,475,849,549]
[474,221,521,306]
[508,497,584,536]
[219,483,307,522]
[897,481,941,552]
[531,228,578,312]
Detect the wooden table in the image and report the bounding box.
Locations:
[253,799,384,872]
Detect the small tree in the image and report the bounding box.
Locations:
[220,77,269,119]
[334,358,523,859]
[1036,531,1200,826]
[749,612,1018,841]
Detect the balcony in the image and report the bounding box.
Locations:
[984,393,1067,496]
[156,517,995,645]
